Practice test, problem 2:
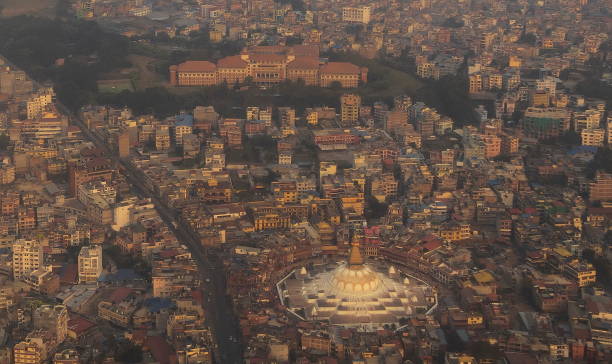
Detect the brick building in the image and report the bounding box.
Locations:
[170,45,367,88]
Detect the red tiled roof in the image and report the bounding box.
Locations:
[287,56,320,69]
[131,329,147,345]
[589,207,612,215]
[320,62,360,74]
[68,315,96,336]
[527,251,543,258]
[504,352,538,364]
[191,289,204,306]
[109,287,133,304]
[145,336,175,364]
[85,157,111,169]
[177,61,216,73]
[81,147,106,157]
[246,45,286,54]
[159,249,178,258]
[60,263,77,284]
[217,55,248,69]
[422,240,442,252]
[249,53,287,63]
[291,44,320,57]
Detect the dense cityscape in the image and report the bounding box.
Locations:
[0,0,611,363]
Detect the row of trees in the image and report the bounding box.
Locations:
[0,16,130,110]
[97,79,351,118]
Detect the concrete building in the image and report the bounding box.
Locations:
[174,116,193,146]
[590,171,612,202]
[581,128,605,146]
[78,245,103,283]
[384,110,409,132]
[12,239,43,281]
[118,130,130,158]
[522,107,570,140]
[13,339,45,364]
[342,6,371,23]
[155,125,171,151]
[340,94,361,127]
[53,349,80,364]
[606,117,612,146]
[26,91,53,120]
[33,305,68,342]
[483,134,502,159]
[501,135,519,155]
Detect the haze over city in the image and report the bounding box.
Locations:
[0,0,610,363]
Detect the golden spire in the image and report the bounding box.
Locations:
[348,241,364,269]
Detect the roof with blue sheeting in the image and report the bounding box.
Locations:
[98,268,141,282]
[175,114,194,127]
[144,297,175,313]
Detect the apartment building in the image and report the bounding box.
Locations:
[521,107,570,140]
[342,6,371,23]
[581,128,605,146]
[12,239,43,280]
[33,305,68,342]
[340,94,361,127]
[78,245,103,283]
[13,339,45,364]
[590,171,612,202]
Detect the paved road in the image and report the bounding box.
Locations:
[0,52,242,362]
[67,112,243,364]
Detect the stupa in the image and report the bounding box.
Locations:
[277,242,437,330]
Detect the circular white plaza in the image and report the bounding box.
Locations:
[277,244,437,331]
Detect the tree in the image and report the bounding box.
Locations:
[583,248,611,288]
[285,35,303,46]
[114,342,143,363]
[519,32,538,46]
[367,196,388,219]
[442,16,464,28]
[0,134,9,151]
[0,16,130,111]
[418,73,477,126]
[329,81,342,90]
[586,147,612,178]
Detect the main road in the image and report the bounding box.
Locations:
[0,52,242,362]
[66,110,243,364]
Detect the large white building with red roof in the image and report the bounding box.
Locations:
[169,45,368,88]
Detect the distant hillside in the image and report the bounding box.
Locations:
[0,0,57,18]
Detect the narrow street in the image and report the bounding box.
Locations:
[66,110,243,364]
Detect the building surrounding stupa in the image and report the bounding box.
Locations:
[277,242,437,331]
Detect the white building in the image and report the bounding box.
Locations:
[78,245,103,284]
[342,6,371,24]
[574,109,602,132]
[536,76,557,96]
[112,199,134,231]
[77,180,116,206]
[278,151,292,165]
[26,91,53,120]
[174,121,193,146]
[12,239,43,280]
